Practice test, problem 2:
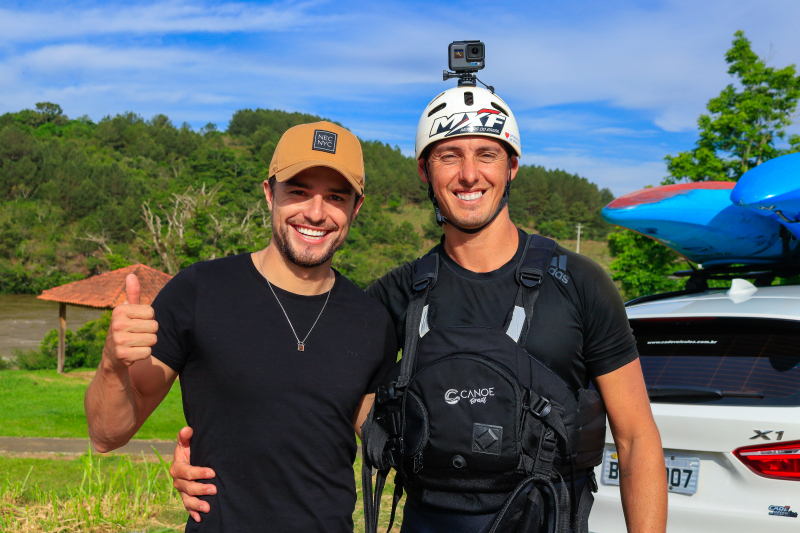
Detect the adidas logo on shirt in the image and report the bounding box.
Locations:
[549,255,569,284]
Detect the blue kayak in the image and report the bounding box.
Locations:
[602,182,795,267]
[731,152,800,240]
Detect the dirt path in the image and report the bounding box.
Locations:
[0,437,361,459]
[0,436,174,457]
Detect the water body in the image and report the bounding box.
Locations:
[0,295,103,357]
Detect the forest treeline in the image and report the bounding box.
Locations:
[0,104,613,292]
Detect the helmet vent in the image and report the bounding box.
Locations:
[464,92,474,106]
[427,92,445,106]
[491,101,509,115]
[427,103,447,117]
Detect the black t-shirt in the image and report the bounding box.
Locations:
[151,253,397,533]
[366,229,638,392]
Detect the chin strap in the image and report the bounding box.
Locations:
[425,166,512,235]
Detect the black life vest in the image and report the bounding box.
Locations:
[361,234,607,533]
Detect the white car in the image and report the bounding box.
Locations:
[589,279,800,533]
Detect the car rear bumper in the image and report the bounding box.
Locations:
[589,447,800,533]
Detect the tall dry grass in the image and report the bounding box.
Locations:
[0,448,183,533]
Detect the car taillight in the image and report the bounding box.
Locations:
[734,440,800,481]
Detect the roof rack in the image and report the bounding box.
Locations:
[624,288,707,307]
[625,227,800,307]
[624,265,800,307]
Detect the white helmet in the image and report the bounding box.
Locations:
[415,86,521,160]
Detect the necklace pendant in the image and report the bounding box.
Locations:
[297,342,305,352]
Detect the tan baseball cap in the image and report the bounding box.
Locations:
[269,121,365,195]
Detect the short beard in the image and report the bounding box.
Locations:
[444,205,498,230]
[271,220,347,268]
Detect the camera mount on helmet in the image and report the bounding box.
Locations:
[443,40,494,93]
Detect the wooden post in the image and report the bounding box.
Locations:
[575,223,583,254]
[58,303,66,374]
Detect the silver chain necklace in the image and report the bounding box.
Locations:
[257,251,333,352]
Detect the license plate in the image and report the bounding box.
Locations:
[601,448,700,495]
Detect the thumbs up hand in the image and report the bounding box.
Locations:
[102,274,159,373]
[123,272,141,305]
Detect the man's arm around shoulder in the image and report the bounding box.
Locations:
[85,274,177,452]
[595,358,668,533]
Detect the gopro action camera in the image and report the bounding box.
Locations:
[444,40,492,90]
[448,40,485,72]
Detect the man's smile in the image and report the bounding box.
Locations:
[454,189,485,203]
[292,224,334,243]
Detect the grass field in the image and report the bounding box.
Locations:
[0,370,184,440]
[0,370,400,531]
[0,452,401,532]
[0,450,184,532]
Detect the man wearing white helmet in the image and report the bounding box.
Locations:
[360,86,667,532]
[170,85,667,533]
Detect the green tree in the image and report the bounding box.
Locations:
[541,193,567,222]
[568,201,591,225]
[608,231,685,299]
[538,219,570,240]
[0,103,615,295]
[664,30,800,184]
[35,102,64,124]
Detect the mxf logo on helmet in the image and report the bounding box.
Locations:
[429,109,507,139]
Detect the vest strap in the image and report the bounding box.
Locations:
[397,251,439,389]
[516,234,558,288]
[412,251,438,291]
[387,477,404,532]
[362,403,393,533]
[574,472,597,533]
[520,388,578,531]
[505,233,559,345]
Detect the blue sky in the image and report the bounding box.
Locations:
[2,0,800,196]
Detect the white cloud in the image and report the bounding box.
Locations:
[395,0,800,134]
[0,1,329,43]
[20,44,207,72]
[526,150,667,196]
[518,111,596,133]
[590,127,658,137]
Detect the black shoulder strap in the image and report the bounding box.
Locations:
[506,234,559,345]
[412,248,439,291]
[396,249,439,389]
[516,234,559,288]
[363,248,439,533]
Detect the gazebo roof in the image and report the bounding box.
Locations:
[38,264,173,309]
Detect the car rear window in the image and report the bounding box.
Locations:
[631,317,800,406]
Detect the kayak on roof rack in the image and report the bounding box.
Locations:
[731,152,800,240]
[601,181,799,267]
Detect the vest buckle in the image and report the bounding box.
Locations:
[529,396,552,418]
[518,270,543,288]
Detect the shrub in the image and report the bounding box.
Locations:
[608,230,684,299]
[538,219,571,240]
[35,311,111,370]
[12,347,55,370]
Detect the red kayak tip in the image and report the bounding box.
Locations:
[607,182,736,209]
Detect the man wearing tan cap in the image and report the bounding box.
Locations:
[85,121,398,532]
